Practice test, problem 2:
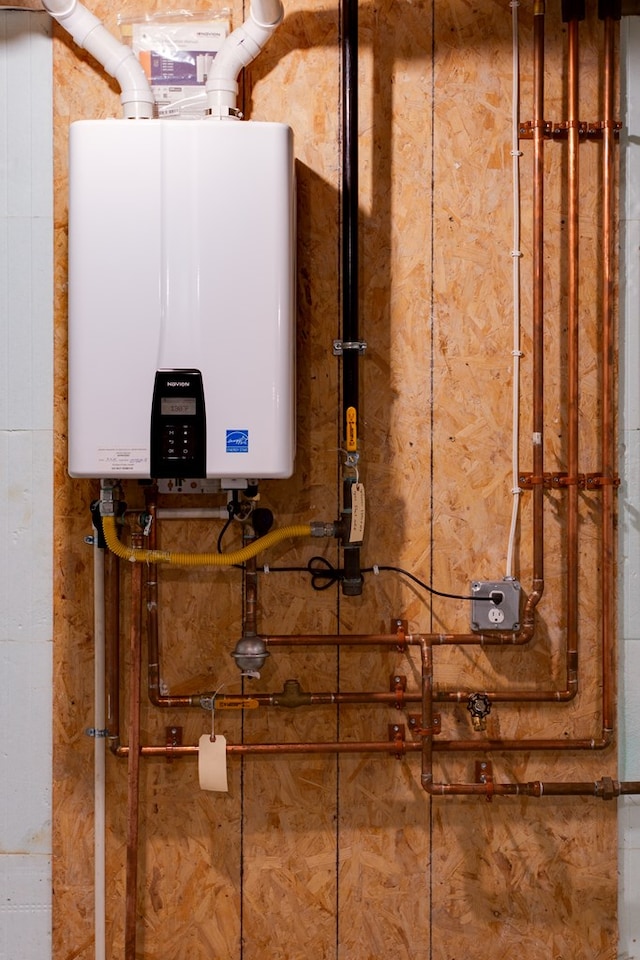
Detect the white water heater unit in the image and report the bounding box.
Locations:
[67,118,295,481]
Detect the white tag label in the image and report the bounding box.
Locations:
[198,734,228,792]
[350,482,366,543]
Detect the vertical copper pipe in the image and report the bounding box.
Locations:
[144,493,198,707]
[532,2,546,591]
[566,16,580,685]
[145,492,161,706]
[600,14,617,734]
[105,548,120,741]
[420,639,434,790]
[244,539,258,639]
[124,535,143,960]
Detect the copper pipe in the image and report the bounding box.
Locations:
[433,735,611,751]
[420,639,433,790]
[531,1,546,590]
[110,732,614,760]
[600,13,617,738]
[265,633,413,646]
[265,627,577,702]
[244,536,258,639]
[105,548,120,740]
[108,738,640,798]
[419,638,615,797]
[145,492,200,708]
[112,740,423,757]
[143,493,191,708]
[565,16,580,691]
[264,627,535,647]
[425,779,628,799]
[124,536,143,960]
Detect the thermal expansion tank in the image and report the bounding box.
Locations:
[67,118,295,480]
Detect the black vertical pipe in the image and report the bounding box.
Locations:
[341,0,363,596]
[342,0,359,396]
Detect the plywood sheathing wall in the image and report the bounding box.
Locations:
[52,0,619,957]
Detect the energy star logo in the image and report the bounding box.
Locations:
[226,430,249,454]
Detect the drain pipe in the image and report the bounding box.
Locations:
[339,0,364,595]
[41,0,153,118]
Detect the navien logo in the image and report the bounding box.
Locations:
[167,381,191,388]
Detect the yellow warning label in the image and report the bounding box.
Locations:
[346,406,357,452]
[216,698,259,710]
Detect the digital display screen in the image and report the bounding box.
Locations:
[161,398,197,416]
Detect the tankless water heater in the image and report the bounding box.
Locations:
[67,118,295,480]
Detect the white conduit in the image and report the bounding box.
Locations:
[506,0,523,580]
[92,533,106,960]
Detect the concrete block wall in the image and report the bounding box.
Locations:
[619,17,640,958]
[0,10,53,960]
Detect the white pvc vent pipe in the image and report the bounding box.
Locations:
[205,0,285,118]
[42,0,154,118]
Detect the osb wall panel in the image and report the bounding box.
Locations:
[52,0,619,958]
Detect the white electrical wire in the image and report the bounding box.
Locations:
[506,0,523,580]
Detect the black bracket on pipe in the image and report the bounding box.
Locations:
[600,0,622,17]
[561,0,586,20]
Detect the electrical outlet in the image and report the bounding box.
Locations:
[470,578,521,632]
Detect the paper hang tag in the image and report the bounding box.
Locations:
[349,482,366,543]
[198,734,228,792]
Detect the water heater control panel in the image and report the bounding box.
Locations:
[151,370,206,478]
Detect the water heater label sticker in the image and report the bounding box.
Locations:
[226,430,249,454]
[97,448,149,473]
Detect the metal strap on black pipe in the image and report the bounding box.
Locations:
[599,0,622,18]
[561,0,585,20]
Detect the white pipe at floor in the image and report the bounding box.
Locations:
[93,532,106,960]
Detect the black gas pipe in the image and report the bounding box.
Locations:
[340,0,364,595]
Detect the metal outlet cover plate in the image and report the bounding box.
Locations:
[470,578,521,632]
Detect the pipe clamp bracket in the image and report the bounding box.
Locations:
[333,339,367,356]
[86,727,109,738]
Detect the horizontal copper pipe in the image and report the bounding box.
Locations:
[433,735,611,751]
[109,731,612,759]
[264,633,411,646]
[424,778,631,799]
[112,740,422,758]
[139,685,581,709]
[264,628,534,647]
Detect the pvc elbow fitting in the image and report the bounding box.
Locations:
[41,0,77,18]
[43,0,154,119]
[250,0,285,29]
[205,3,284,117]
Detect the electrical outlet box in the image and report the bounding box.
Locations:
[470,578,521,632]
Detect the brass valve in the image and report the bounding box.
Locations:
[467,693,492,732]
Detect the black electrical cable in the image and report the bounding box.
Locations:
[369,565,483,602]
[259,557,487,601]
[217,500,237,554]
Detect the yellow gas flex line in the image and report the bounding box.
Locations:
[101,515,313,566]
